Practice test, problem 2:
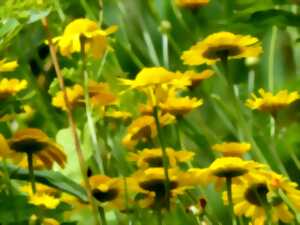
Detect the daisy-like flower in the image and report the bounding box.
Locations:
[159,96,203,116]
[0,78,27,100]
[52,18,117,59]
[21,184,61,209]
[245,89,300,113]
[133,168,192,208]
[122,113,176,149]
[119,67,190,90]
[88,81,117,107]
[128,147,194,169]
[180,69,214,87]
[224,173,294,225]
[0,58,18,72]
[176,0,210,8]
[8,128,67,169]
[181,32,262,65]
[89,175,127,210]
[212,142,251,157]
[52,84,84,111]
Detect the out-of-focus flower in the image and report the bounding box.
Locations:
[0,105,35,122]
[52,18,117,59]
[88,81,117,107]
[176,0,209,8]
[245,89,300,113]
[181,32,262,65]
[0,59,18,72]
[122,114,175,149]
[0,134,11,158]
[212,142,251,157]
[8,128,67,169]
[89,175,127,210]
[180,69,214,87]
[0,78,27,100]
[128,147,194,169]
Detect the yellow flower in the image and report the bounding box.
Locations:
[133,168,192,208]
[180,69,214,87]
[212,142,251,157]
[119,67,191,90]
[245,89,300,113]
[89,175,127,210]
[42,218,60,225]
[176,0,209,8]
[122,113,176,149]
[52,84,84,111]
[88,81,117,107]
[159,96,203,116]
[0,134,10,158]
[104,110,132,121]
[8,128,67,169]
[0,59,18,72]
[181,32,262,65]
[22,184,60,209]
[224,173,294,225]
[0,78,27,100]
[128,147,194,169]
[52,18,117,58]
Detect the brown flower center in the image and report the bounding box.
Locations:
[213,168,248,178]
[92,188,119,202]
[139,179,178,199]
[245,183,269,206]
[203,45,242,59]
[144,157,164,167]
[10,138,48,153]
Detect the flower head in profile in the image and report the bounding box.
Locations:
[223,173,294,225]
[0,78,27,100]
[180,69,214,87]
[133,168,192,208]
[0,59,18,72]
[181,32,262,65]
[245,89,300,113]
[176,0,209,8]
[8,128,67,169]
[52,18,117,58]
[128,147,194,169]
[122,114,175,149]
[89,175,127,210]
[212,142,251,157]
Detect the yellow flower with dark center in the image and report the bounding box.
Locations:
[180,69,214,87]
[159,96,203,116]
[128,147,194,169]
[122,113,176,149]
[0,59,18,72]
[89,175,126,209]
[224,174,294,225]
[176,0,209,8]
[212,142,251,157]
[21,184,60,209]
[134,168,192,208]
[209,157,262,178]
[52,84,84,111]
[0,78,27,100]
[119,67,191,90]
[245,89,300,113]
[181,32,262,65]
[8,128,67,169]
[52,18,117,58]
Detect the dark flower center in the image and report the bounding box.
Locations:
[213,168,248,178]
[92,188,119,202]
[203,45,242,59]
[145,157,164,167]
[139,179,178,199]
[245,183,269,206]
[10,138,48,153]
[132,126,152,140]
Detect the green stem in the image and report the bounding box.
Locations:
[80,37,104,174]
[27,152,36,193]
[153,106,170,209]
[162,34,169,68]
[98,206,107,225]
[156,208,163,225]
[226,177,236,225]
[268,26,278,93]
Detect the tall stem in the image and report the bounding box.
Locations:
[268,26,278,93]
[226,177,236,225]
[27,152,36,193]
[98,206,107,225]
[41,18,101,225]
[153,106,170,209]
